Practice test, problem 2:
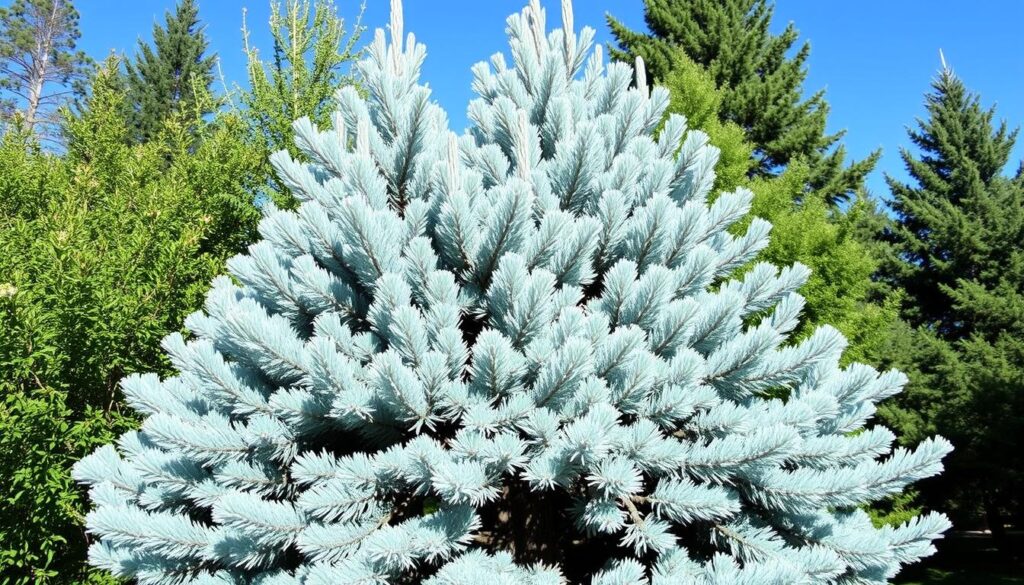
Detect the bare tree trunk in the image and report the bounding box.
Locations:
[23,0,60,133]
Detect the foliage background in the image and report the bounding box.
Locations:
[0,1,361,580]
[0,60,262,582]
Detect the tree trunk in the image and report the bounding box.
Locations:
[24,0,60,133]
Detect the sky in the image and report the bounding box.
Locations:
[71,0,1024,199]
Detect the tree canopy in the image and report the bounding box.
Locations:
[0,0,90,142]
[878,66,1024,546]
[608,0,878,205]
[124,0,215,142]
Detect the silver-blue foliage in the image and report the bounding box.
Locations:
[73,1,952,583]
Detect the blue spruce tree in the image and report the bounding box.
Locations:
[72,2,952,583]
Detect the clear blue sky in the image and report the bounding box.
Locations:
[71,0,1023,199]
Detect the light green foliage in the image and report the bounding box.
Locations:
[0,387,124,585]
[742,165,899,365]
[241,0,363,208]
[659,52,750,193]
[0,1,366,577]
[0,59,261,585]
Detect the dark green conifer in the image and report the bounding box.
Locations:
[124,0,215,142]
[608,0,878,204]
[884,67,1020,333]
[880,65,1023,545]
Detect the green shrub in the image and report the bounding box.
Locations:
[0,61,261,585]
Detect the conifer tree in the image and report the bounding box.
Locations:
[124,0,215,142]
[878,65,1023,546]
[241,0,364,208]
[607,0,878,205]
[73,2,951,583]
[0,0,91,142]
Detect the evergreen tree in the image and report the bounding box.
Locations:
[0,0,91,142]
[124,0,215,142]
[878,65,1024,546]
[607,0,878,205]
[882,66,1020,334]
[240,0,364,208]
[73,2,951,583]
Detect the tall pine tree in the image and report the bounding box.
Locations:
[0,0,91,142]
[879,65,1023,548]
[608,0,878,205]
[124,0,215,142]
